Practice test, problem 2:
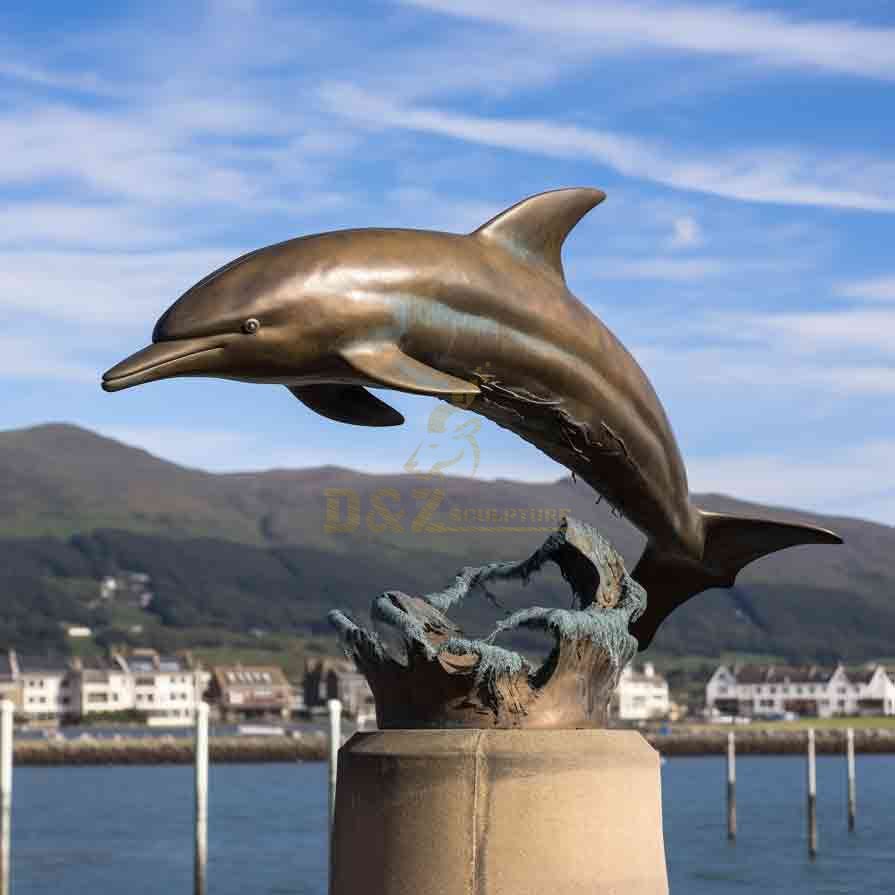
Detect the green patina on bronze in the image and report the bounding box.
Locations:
[328,517,645,729]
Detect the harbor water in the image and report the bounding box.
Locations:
[13,754,895,893]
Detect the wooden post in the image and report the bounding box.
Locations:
[726,731,736,841]
[328,698,342,833]
[807,729,817,859]
[194,702,209,895]
[0,701,12,895]
[846,727,856,833]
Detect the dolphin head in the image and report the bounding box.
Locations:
[102,237,357,393]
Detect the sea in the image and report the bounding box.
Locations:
[12,754,894,894]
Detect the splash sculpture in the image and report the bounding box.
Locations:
[103,188,842,894]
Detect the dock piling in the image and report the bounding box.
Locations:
[726,731,736,841]
[328,698,342,834]
[194,702,209,895]
[1,700,12,895]
[807,728,817,859]
[846,727,856,833]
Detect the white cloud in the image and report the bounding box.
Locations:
[0,58,120,96]
[384,186,501,233]
[0,249,245,325]
[0,202,177,249]
[688,441,895,522]
[91,424,327,472]
[320,84,895,212]
[401,0,895,82]
[634,345,895,397]
[836,276,895,302]
[667,216,702,249]
[712,309,895,356]
[0,335,95,382]
[585,256,776,281]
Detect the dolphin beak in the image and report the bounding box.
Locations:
[102,337,229,392]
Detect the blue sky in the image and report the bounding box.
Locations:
[2,0,894,522]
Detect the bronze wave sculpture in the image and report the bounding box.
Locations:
[102,187,841,648]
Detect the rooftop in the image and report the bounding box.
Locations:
[17,655,70,674]
[734,665,834,684]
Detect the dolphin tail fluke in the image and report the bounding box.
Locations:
[629,510,842,650]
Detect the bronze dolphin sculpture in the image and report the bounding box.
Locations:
[102,187,842,647]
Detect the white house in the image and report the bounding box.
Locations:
[705,664,895,719]
[70,656,135,717]
[850,665,895,715]
[17,654,74,721]
[125,651,204,724]
[613,663,670,721]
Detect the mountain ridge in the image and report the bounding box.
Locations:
[0,423,892,661]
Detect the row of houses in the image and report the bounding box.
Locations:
[0,648,371,725]
[1,650,207,723]
[706,663,895,719]
[3,645,675,726]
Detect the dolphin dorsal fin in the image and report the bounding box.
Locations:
[472,188,605,281]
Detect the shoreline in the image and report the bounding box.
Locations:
[647,728,895,755]
[12,728,895,765]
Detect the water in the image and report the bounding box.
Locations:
[11,755,894,893]
[662,755,894,893]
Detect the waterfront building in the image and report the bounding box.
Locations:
[848,665,895,715]
[2,648,207,724]
[206,665,293,721]
[122,650,204,724]
[612,662,670,721]
[69,656,134,717]
[16,654,73,722]
[303,657,375,718]
[705,663,895,718]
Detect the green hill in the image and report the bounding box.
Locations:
[0,423,891,662]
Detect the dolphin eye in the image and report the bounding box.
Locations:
[242,318,261,335]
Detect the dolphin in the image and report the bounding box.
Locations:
[102,187,842,648]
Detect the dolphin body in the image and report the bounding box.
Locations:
[103,188,841,647]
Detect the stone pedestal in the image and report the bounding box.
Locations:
[330,729,668,895]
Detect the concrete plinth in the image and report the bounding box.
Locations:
[330,729,668,895]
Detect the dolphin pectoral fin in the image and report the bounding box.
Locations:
[629,512,843,650]
[288,384,404,427]
[472,187,606,281]
[341,343,480,397]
